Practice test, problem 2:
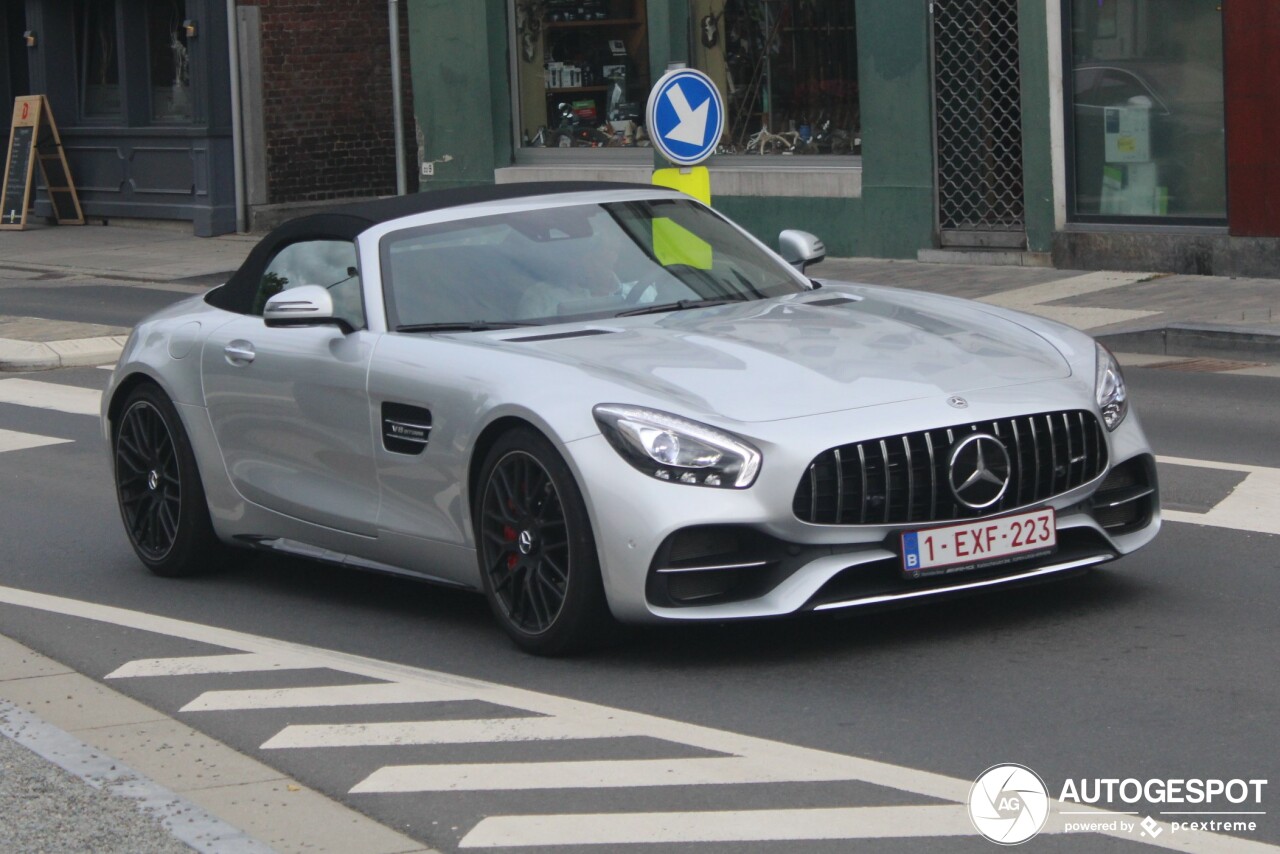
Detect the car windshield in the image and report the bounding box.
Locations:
[380,198,809,328]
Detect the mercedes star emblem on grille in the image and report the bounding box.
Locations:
[948,433,1011,509]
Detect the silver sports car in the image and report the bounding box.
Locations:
[103,182,1159,654]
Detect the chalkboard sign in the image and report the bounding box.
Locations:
[0,95,84,230]
[1,125,35,227]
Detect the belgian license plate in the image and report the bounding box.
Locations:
[901,508,1056,578]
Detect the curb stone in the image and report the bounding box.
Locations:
[1095,323,1280,361]
[0,336,127,372]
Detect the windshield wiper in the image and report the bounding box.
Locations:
[395,321,535,333]
[615,297,745,318]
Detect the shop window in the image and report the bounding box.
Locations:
[1067,0,1226,220]
[148,0,193,122]
[698,0,859,156]
[513,0,651,148]
[75,0,122,118]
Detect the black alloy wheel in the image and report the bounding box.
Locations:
[113,384,219,577]
[476,428,612,654]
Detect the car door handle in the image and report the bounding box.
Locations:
[224,341,256,365]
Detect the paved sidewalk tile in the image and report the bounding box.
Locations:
[0,223,251,281]
[0,315,128,342]
[0,635,75,681]
[0,672,168,731]
[187,780,434,854]
[76,719,288,792]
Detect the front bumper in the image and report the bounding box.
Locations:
[566,387,1160,625]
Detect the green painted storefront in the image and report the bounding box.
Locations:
[401,1,1056,261]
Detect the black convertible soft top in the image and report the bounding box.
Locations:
[207,181,645,314]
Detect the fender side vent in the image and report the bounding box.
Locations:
[803,296,861,307]
[507,328,614,342]
[382,402,432,455]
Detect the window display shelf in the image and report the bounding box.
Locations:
[546,85,610,93]
[545,18,641,29]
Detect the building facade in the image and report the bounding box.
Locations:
[405,0,1280,276]
[6,0,1275,268]
[5,0,414,236]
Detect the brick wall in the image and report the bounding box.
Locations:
[238,0,417,205]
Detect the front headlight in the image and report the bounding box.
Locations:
[1095,342,1128,431]
[593,404,761,488]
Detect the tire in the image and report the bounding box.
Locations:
[474,428,614,655]
[112,383,221,577]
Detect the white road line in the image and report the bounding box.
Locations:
[0,587,1273,852]
[107,652,315,679]
[181,681,473,712]
[980,270,1157,308]
[460,805,977,847]
[351,757,846,794]
[1157,455,1280,536]
[1156,455,1276,476]
[0,378,102,415]
[262,716,637,749]
[979,271,1162,330]
[460,807,1276,851]
[1016,304,1161,330]
[0,428,72,454]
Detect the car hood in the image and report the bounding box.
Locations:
[487,286,1074,424]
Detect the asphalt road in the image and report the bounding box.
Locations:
[0,361,1276,853]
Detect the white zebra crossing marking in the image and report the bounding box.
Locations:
[0,378,102,415]
[350,756,849,794]
[181,681,473,712]
[262,716,638,749]
[978,271,1162,330]
[459,806,1276,850]
[107,652,313,679]
[1157,455,1280,536]
[0,585,1267,852]
[0,427,71,453]
[461,805,978,848]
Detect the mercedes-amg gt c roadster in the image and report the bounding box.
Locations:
[104,182,1159,653]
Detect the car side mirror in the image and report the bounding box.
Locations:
[778,230,826,273]
[263,285,353,333]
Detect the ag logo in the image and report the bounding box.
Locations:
[968,763,1050,845]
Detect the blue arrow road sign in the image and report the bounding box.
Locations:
[646,68,725,167]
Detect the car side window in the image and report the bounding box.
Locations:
[251,240,365,329]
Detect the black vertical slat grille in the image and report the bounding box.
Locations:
[793,410,1108,525]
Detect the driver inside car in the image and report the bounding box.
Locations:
[517,224,653,318]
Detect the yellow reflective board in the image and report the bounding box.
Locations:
[651,167,713,270]
[652,219,712,269]
[651,166,711,205]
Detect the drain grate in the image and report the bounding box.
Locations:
[1145,358,1269,373]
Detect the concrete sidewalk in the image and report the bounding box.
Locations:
[2,219,1279,370]
[0,634,434,854]
[0,220,255,282]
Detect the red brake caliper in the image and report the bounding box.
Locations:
[503,524,518,569]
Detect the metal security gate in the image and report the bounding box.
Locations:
[931,0,1026,248]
